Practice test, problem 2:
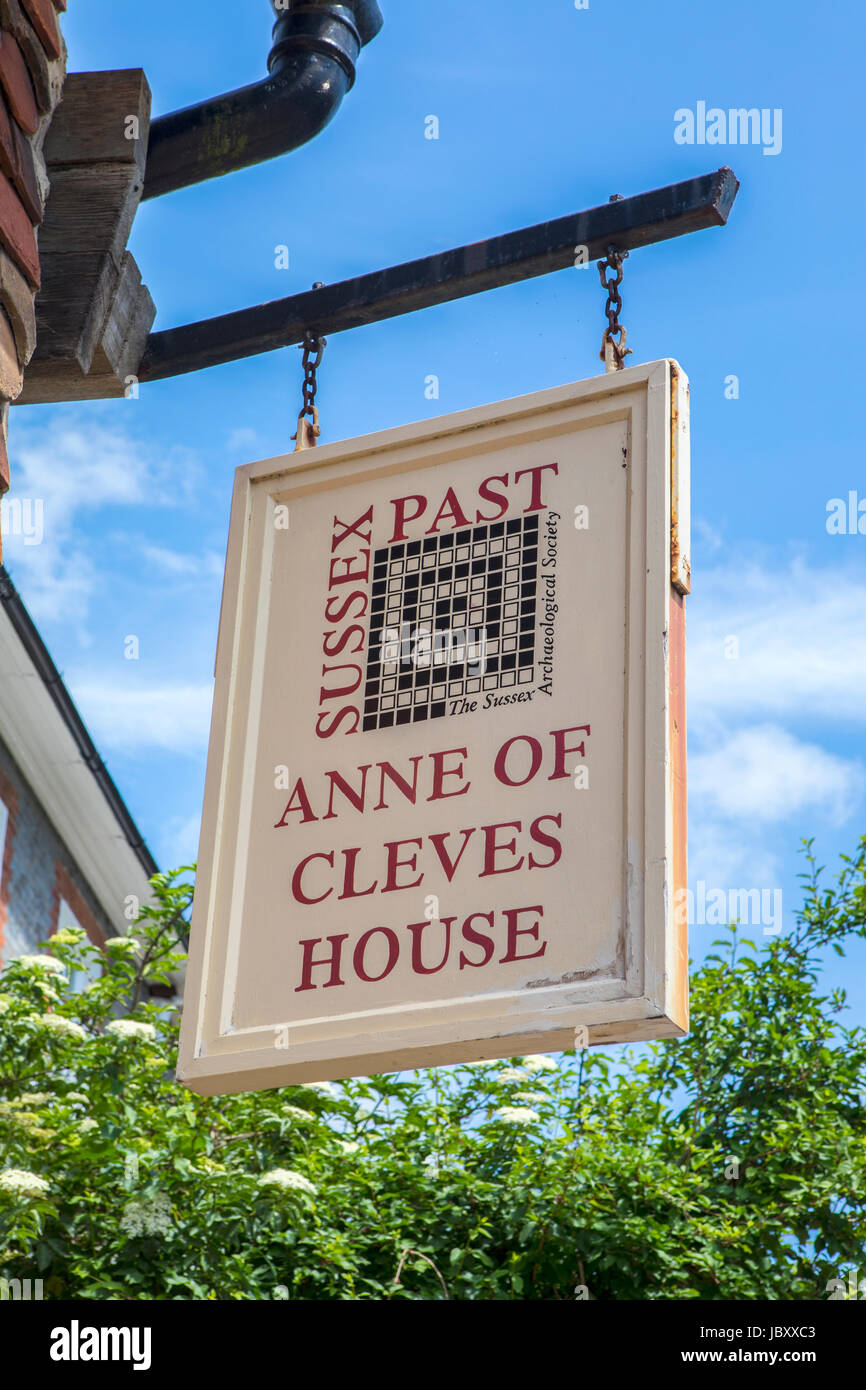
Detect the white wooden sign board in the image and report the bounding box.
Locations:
[178,359,690,1094]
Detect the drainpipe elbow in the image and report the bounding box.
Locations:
[143,1,383,201]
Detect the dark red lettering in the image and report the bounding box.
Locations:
[315,706,360,739]
[295,934,348,991]
[319,663,363,702]
[382,838,424,893]
[428,827,476,882]
[514,463,559,513]
[324,589,367,624]
[331,507,373,553]
[494,735,543,787]
[374,757,423,809]
[323,624,366,657]
[328,552,370,587]
[323,766,371,819]
[459,911,496,969]
[528,813,563,869]
[291,852,334,905]
[274,778,317,827]
[480,821,524,876]
[475,473,509,523]
[499,905,546,964]
[428,747,471,801]
[549,725,591,781]
[425,487,470,535]
[407,917,455,975]
[353,928,400,983]
[390,494,427,542]
[338,846,378,900]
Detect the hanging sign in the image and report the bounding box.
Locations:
[178,360,690,1094]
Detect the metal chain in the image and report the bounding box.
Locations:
[299,330,325,417]
[597,244,632,372]
[292,294,327,450]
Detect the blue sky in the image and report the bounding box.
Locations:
[4,1,866,1013]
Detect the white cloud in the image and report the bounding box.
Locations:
[12,418,158,512]
[688,555,866,725]
[690,723,862,826]
[692,518,724,557]
[686,819,783,897]
[140,544,224,579]
[2,414,199,626]
[684,553,866,898]
[67,679,213,755]
[158,812,203,869]
[226,427,261,452]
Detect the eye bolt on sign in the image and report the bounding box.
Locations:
[178,360,690,1094]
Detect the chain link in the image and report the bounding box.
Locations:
[292,297,327,450]
[597,245,632,371]
[299,330,326,418]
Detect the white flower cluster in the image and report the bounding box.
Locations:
[258,1169,317,1196]
[0,1167,50,1199]
[78,1118,98,1134]
[283,1104,315,1122]
[298,1081,337,1096]
[0,1103,39,1130]
[194,1158,226,1177]
[19,954,66,977]
[120,1192,174,1238]
[33,983,61,1005]
[103,936,141,956]
[38,1014,87,1040]
[336,1140,359,1155]
[498,1067,528,1082]
[493,1106,540,1125]
[513,1091,550,1106]
[47,927,86,947]
[106,1019,157,1041]
[522,1055,558,1072]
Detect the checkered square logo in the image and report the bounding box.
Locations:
[362,515,539,730]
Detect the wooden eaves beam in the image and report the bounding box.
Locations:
[139,167,739,385]
[16,71,156,406]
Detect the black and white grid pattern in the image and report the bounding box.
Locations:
[362,515,539,731]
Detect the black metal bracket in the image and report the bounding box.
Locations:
[139,168,738,384]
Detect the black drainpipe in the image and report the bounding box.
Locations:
[142,0,384,201]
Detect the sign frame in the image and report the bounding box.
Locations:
[178,359,689,1094]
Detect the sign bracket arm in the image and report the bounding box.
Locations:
[139,167,739,384]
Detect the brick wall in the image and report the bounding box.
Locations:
[0,0,66,496]
[0,728,114,962]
